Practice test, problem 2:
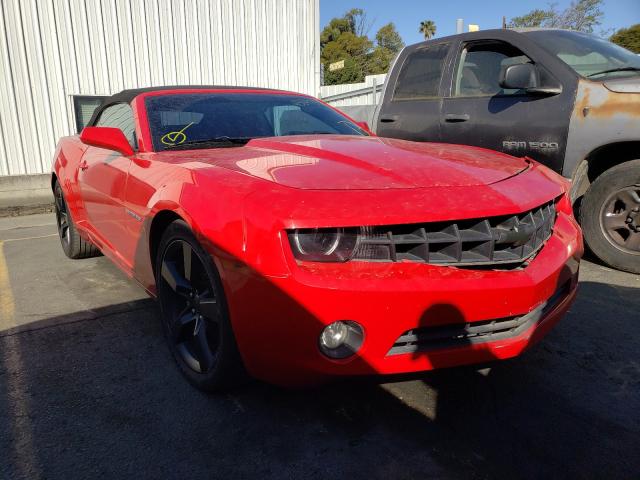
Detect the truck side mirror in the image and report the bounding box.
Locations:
[499,63,540,90]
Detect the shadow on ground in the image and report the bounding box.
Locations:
[0,280,638,480]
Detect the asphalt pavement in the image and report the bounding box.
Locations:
[0,213,638,480]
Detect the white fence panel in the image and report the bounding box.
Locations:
[320,73,386,106]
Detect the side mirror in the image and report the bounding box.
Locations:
[499,63,540,90]
[80,126,134,156]
[356,121,373,134]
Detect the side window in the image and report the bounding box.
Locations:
[73,95,107,133]
[392,43,450,101]
[96,103,137,149]
[454,42,533,97]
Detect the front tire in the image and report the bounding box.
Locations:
[580,160,640,274]
[54,181,101,259]
[155,220,245,391]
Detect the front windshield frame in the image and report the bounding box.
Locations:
[143,92,368,152]
[525,30,640,80]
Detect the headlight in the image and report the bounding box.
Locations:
[288,227,360,262]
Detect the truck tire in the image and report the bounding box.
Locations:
[54,181,101,259]
[580,160,640,274]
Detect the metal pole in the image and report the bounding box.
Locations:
[372,78,377,104]
[456,19,464,34]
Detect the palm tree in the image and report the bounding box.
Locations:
[419,20,436,40]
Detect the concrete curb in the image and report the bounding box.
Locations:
[0,174,53,214]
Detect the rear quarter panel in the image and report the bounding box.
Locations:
[52,135,89,224]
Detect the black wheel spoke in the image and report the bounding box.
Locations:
[171,309,195,342]
[54,189,71,246]
[161,260,192,296]
[198,298,219,323]
[55,192,64,211]
[182,242,192,281]
[194,323,215,373]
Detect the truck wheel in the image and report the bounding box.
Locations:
[54,181,101,259]
[580,160,640,274]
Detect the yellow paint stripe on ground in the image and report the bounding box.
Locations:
[0,240,42,476]
[3,233,57,243]
[0,241,15,325]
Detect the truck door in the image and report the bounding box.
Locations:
[376,42,451,142]
[440,39,573,173]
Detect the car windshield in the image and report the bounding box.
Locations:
[145,92,367,151]
[525,30,640,79]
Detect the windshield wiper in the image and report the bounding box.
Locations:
[163,136,252,150]
[587,67,640,78]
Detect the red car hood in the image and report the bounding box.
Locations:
[181,135,529,190]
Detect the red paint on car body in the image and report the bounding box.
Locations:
[52,88,583,386]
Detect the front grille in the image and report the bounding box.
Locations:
[353,201,556,267]
[387,280,571,356]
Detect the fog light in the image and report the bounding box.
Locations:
[319,321,364,359]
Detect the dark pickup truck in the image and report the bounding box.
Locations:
[344,29,640,273]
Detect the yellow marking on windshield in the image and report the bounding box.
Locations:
[161,122,195,146]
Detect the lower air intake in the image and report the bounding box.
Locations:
[387,280,571,356]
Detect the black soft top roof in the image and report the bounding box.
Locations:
[88,85,281,126]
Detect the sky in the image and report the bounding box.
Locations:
[320,0,640,45]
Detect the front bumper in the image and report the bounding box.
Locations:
[224,211,583,386]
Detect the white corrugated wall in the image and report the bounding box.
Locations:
[0,0,320,176]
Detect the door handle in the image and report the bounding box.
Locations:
[444,114,470,123]
[379,115,399,123]
[79,160,89,171]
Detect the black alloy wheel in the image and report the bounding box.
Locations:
[54,182,71,248]
[159,238,221,374]
[53,181,100,259]
[156,220,244,391]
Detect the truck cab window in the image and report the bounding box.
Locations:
[392,43,450,101]
[454,42,532,97]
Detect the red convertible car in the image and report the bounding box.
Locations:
[52,86,583,390]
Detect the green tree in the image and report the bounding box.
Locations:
[321,11,404,85]
[419,20,436,40]
[376,23,404,53]
[508,9,556,28]
[367,22,405,75]
[508,0,604,33]
[610,24,640,53]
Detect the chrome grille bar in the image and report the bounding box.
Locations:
[353,201,556,267]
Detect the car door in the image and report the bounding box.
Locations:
[77,102,136,263]
[376,41,452,142]
[440,38,574,173]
